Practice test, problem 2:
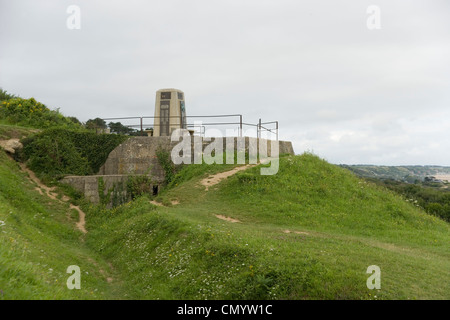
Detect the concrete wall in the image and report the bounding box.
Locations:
[62,136,294,206]
[60,175,130,206]
[97,136,294,176]
[97,136,172,181]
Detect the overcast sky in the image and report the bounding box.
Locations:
[1,0,449,165]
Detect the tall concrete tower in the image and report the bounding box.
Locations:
[153,88,187,136]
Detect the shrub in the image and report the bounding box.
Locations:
[0,88,18,101]
[22,132,91,178]
[21,128,128,180]
[126,175,154,200]
[0,97,81,129]
[156,148,176,185]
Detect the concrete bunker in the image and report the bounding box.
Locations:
[60,88,295,207]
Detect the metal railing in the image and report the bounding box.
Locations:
[101,114,279,140]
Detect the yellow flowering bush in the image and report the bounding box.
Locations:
[0,97,80,129]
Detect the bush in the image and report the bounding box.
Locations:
[22,132,91,178]
[126,175,155,200]
[21,128,128,180]
[0,88,18,101]
[156,148,176,185]
[0,97,81,129]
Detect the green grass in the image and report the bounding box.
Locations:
[0,151,123,299]
[1,125,449,299]
[0,123,38,140]
[83,153,449,300]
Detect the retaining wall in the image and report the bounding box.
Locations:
[61,136,294,206]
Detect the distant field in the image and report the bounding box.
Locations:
[341,164,450,182]
[434,174,450,182]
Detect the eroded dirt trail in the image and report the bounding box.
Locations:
[16,161,119,285]
[198,165,256,224]
[71,204,87,234]
[200,165,255,191]
[19,163,87,234]
[215,214,240,223]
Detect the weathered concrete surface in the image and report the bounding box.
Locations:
[97,136,173,181]
[60,175,131,205]
[62,136,294,206]
[98,136,294,176]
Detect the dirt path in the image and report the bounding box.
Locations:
[149,200,164,207]
[282,229,309,235]
[17,161,118,286]
[149,199,179,207]
[19,163,87,234]
[215,214,240,223]
[200,165,254,191]
[71,204,87,234]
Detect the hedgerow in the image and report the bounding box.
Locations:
[21,128,128,180]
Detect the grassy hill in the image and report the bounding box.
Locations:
[0,150,123,299]
[2,136,448,299]
[83,154,449,299]
[0,93,449,300]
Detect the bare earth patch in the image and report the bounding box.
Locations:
[19,163,87,234]
[282,229,309,235]
[200,165,254,191]
[215,214,241,223]
[150,199,180,207]
[71,204,87,234]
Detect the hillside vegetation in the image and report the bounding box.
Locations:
[83,154,449,299]
[0,97,81,130]
[0,91,449,300]
[0,90,128,181]
[2,137,450,299]
[364,178,450,223]
[341,163,450,223]
[21,128,128,181]
[0,151,122,299]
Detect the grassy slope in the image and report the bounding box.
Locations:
[1,118,448,300]
[85,154,450,300]
[0,151,123,299]
[0,123,38,140]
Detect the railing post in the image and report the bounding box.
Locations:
[140,117,143,133]
[276,121,279,141]
[240,115,243,137]
[258,118,261,139]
